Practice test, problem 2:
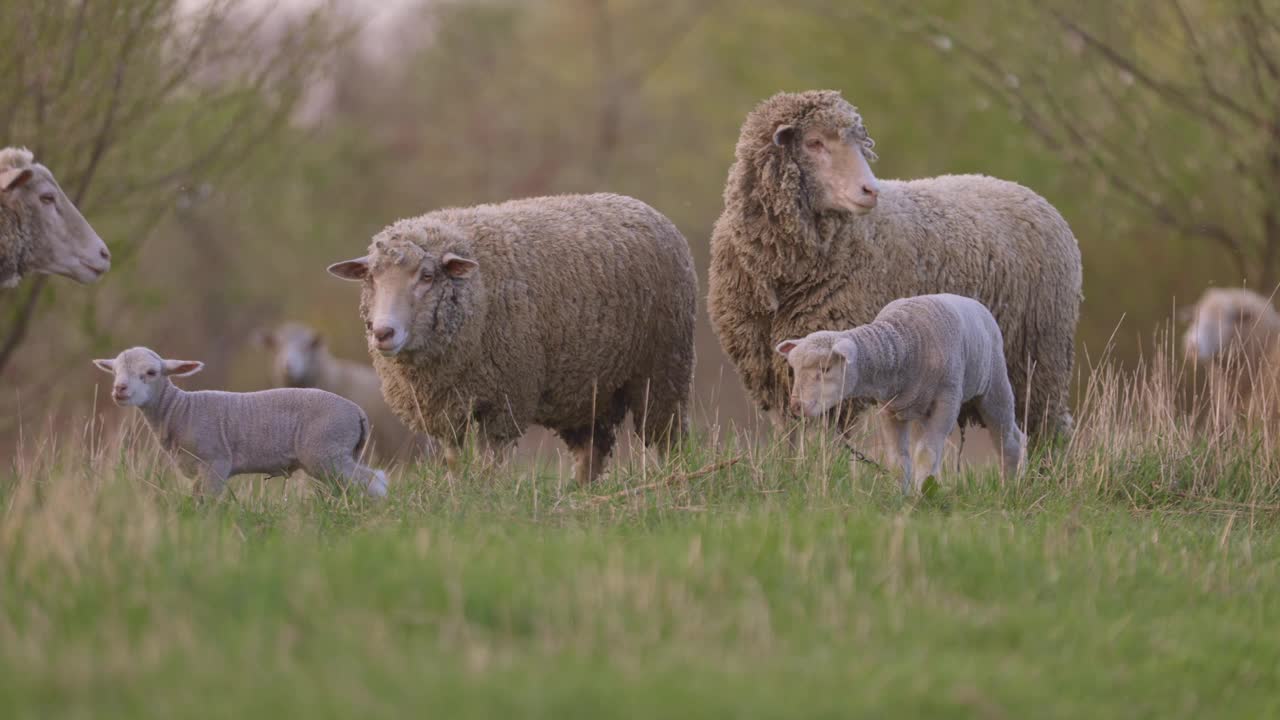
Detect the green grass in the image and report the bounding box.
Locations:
[3,417,1280,719]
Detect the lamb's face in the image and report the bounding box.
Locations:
[92,347,203,407]
[772,104,879,216]
[1183,290,1272,363]
[258,323,323,386]
[328,228,480,359]
[2,163,110,283]
[776,335,853,418]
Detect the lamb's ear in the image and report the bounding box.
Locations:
[162,359,204,377]
[775,339,799,357]
[0,167,33,192]
[92,359,116,373]
[772,124,796,147]
[442,252,479,278]
[327,256,370,281]
[831,339,857,364]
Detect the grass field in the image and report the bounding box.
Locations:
[4,353,1280,718]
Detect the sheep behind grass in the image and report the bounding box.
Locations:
[708,90,1081,444]
[327,193,697,484]
[94,346,387,498]
[252,322,432,461]
[1183,287,1280,418]
[777,294,1025,494]
[0,147,110,287]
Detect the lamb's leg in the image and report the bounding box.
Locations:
[195,459,231,499]
[321,455,388,498]
[976,374,1026,479]
[920,393,962,486]
[879,414,913,494]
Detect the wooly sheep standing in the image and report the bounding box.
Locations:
[777,294,1025,494]
[708,90,1082,442]
[0,147,110,287]
[1183,287,1280,416]
[252,322,432,460]
[327,193,697,484]
[94,346,387,498]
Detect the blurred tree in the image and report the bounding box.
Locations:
[0,0,338,378]
[891,0,1280,292]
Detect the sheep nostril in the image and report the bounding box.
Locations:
[373,326,395,343]
[100,247,111,261]
[789,399,802,416]
[862,183,878,198]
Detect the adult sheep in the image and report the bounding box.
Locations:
[327,193,697,483]
[708,90,1082,441]
[1183,287,1280,417]
[0,147,110,288]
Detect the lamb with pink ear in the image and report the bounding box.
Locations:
[93,346,387,499]
[776,294,1025,494]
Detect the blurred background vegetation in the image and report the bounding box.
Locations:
[1,0,1273,454]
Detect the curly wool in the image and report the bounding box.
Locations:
[708,90,1083,439]
[362,193,698,462]
[0,147,36,286]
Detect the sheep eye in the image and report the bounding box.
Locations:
[145,369,158,378]
[805,138,824,150]
[39,194,56,205]
[420,270,434,283]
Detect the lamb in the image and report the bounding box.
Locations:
[93,346,388,498]
[708,90,1082,442]
[251,322,431,460]
[1182,287,1280,416]
[776,294,1025,494]
[0,147,110,287]
[326,192,697,484]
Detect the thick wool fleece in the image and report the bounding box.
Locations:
[264,322,427,460]
[787,294,1024,491]
[708,90,1082,440]
[362,193,697,468]
[0,147,35,286]
[1184,288,1280,415]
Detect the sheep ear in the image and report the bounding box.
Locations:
[442,252,479,278]
[162,360,204,377]
[832,339,856,363]
[1,167,33,192]
[92,359,116,373]
[327,256,370,281]
[772,124,796,147]
[775,340,799,357]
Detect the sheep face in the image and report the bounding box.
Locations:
[328,231,480,360]
[255,323,324,387]
[92,347,203,407]
[1,162,110,283]
[776,334,854,417]
[772,102,879,216]
[1183,289,1276,363]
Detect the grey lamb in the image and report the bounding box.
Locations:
[777,294,1025,494]
[94,346,387,498]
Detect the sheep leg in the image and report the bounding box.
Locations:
[558,423,618,485]
[879,415,913,494]
[195,459,232,498]
[976,379,1026,479]
[920,393,961,485]
[316,455,388,499]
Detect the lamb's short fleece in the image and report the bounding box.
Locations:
[778,293,1024,493]
[94,346,387,498]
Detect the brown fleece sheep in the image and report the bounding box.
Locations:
[708,90,1082,441]
[1183,287,1280,417]
[327,193,697,483]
